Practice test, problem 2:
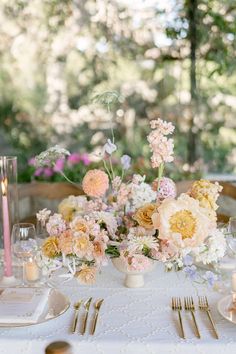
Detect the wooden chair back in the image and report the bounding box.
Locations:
[18,182,83,224]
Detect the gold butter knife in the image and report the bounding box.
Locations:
[91,299,104,335]
[81,297,92,335]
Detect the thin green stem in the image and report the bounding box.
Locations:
[157,163,164,193]
[55,165,81,189]
[103,159,112,181]
[109,157,115,180]
[107,102,115,144]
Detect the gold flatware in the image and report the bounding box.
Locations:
[184,296,200,338]
[81,297,92,335]
[171,297,185,339]
[199,296,219,339]
[71,300,83,333]
[91,299,104,335]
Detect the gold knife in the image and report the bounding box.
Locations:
[81,297,92,335]
[92,299,104,335]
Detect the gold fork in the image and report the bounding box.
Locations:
[199,296,219,339]
[91,299,104,335]
[184,296,200,338]
[81,297,92,335]
[171,297,185,339]
[71,300,83,333]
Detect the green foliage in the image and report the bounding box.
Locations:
[0,0,236,179]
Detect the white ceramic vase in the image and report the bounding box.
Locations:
[112,257,156,288]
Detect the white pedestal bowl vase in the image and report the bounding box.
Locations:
[112,257,156,288]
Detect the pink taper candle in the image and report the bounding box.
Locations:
[1,178,13,277]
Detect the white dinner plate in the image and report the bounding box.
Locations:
[217,295,236,324]
[0,288,70,328]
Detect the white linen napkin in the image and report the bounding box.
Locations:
[0,287,51,324]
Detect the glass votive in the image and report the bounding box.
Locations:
[24,257,40,284]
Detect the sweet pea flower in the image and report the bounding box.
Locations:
[183,254,193,266]
[53,158,65,172]
[28,157,36,166]
[81,153,90,166]
[121,155,131,170]
[68,153,81,165]
[184,265,197,280]
[43,167,54,177]
[34,167,44,176]
[203,271,218,287]
[102,139,117,155]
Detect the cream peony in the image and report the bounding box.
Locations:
[153,194,215,249]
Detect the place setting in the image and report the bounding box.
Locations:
[171,296,218,339]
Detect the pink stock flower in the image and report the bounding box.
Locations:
[148,119,175,168]
[150,118,175,135]
[82,169,109,198]
[117,183,130,206]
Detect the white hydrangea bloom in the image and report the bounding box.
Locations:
[35,145,70,167]
[193,229,226,264]
[130,181,157,210]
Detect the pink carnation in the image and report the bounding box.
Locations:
[82,169,109,198]
[148,119,175,168]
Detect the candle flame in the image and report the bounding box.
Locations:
[1,178,8,196]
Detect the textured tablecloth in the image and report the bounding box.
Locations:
[0,264,235,354]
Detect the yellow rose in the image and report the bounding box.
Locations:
[134,203,157,229]
[42,236,59,258]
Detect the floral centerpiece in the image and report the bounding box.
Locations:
[35,117,226,287]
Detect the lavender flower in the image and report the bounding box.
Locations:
[183,254,193,266]
[121,155,131,170]
[203,271,218,287]
[184,265,197,280]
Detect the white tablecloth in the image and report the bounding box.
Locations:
[0,264,235,354]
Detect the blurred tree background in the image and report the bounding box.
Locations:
[0,0,236,181]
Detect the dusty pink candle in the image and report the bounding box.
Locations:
[1,179,13,277]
